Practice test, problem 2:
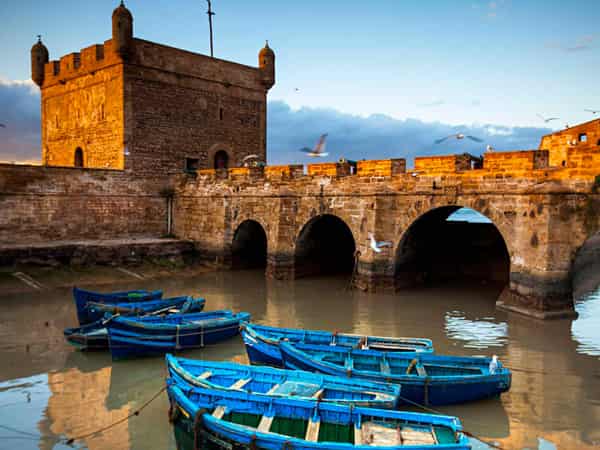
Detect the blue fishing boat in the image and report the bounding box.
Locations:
[63,297,206,350]
[279,342,511,406]
[167,381,471,449]
[241,323,434,367]
[107,310,251,359]
[166,354,401,409]
[73,286,163,325]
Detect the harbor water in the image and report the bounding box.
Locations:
[0,270,599,450]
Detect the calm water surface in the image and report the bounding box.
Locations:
[0,271,599,450]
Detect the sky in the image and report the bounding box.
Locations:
[0,0,598,164]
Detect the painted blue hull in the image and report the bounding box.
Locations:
[107,310,251,359]
[241,323,434,368]
[73,286,163,325]
[166,354,401,409]
[280,342,511,406]
[166,382,471,449]
[64,297,205,350]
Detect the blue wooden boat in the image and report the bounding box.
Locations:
[166,354,401,409]
[166,381,471,449]
[240,323,434,368]
[107,310,251,359]
[74,286,163,324]
[63,297,206,350]
[279,342,511,406]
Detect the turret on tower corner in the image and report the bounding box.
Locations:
[31,36,49,87]
[112,0,133,59]
[259,41,275,89]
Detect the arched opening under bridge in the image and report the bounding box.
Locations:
[295,214,356,278]
[395,206,510,289]
[231,220,267,269]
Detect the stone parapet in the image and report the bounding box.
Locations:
[357,159,406,177]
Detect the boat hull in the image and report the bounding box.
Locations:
[73,287,163,325]
[107,311,251,359]
[167,383,471,450]
[280,343,511,406]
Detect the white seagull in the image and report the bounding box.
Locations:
[584,108,600,115]
[537,113,560,123]
[486,144,495,152]
[300,134,329,157]
[368,232,392,253]
[435,133,483,144]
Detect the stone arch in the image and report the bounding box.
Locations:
[207,143,234,170]
[74,147,84,168]
[231,219,268,269]
[294,214,356,278]
[394,205,511,289]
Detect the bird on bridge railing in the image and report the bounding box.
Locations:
[300,133,329,157]
[435,133,483,144]
[368,233,393,253]
[537,113,560,123]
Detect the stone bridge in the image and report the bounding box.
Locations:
[173,148,600,320]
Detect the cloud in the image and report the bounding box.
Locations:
[546,35,596,53]
[267,101,550,166]
[417,99,445,108]
[0,79,550,168]
[0,78,41,163]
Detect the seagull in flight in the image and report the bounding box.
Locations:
[435,133,483,144]
[0,123,6,128]
[368,233,392,253]
[537,114,559,123]
[584,109,600,115]
[300,134,329,157]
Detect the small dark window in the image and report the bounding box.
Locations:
[185,158,199,172]
[579,133,587,143]
[561,160,566,167]
[214,150,229,169]
[74,147,84,167]
[597,138,600,146]
[219,108,224,121]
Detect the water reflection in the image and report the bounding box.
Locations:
[444,311,508,349]
[572,289,600,356]
[0,272,598,449]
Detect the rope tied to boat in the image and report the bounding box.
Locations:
[62,385,167,445]
[396,393,504,449]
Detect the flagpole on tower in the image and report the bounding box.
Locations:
[207,0,215,57]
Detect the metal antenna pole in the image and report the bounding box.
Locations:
[207,0,215,57]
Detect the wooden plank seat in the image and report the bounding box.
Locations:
[305,417,321,442]
[257,415,274,433]
[212,405,226,419]
[230,378,251,390]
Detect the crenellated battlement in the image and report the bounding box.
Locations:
[42,40,120,88]
[183,148,600,186]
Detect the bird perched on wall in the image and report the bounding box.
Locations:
[584,108,600,115]
[300,134,329,157]
[537,114,559,123]
[486,144,495,152]
[368,232,392,253]
[435,133,483,144]
[242,154,264,167]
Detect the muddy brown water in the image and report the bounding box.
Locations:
[0,270,599,450]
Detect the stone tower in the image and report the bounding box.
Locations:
[32,2,275,175]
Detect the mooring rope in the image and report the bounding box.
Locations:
[63,385,167,445]
[395,394,504,449]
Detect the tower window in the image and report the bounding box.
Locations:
[578,133,587,143]
[219,107,224,121]
[74,147,84,168]
[214,150,229,169]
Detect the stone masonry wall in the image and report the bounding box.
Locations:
[123,39,267,176]
[0,164,170,245]
[539,118,600,168]
[41,40,125,170]
[174,148,600,318]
